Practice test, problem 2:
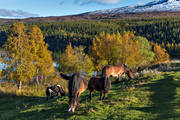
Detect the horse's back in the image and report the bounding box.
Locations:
[69,72,87,96]
[88,76,107,91]
[102,64,125,77]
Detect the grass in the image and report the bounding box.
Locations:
[0,63,180,120]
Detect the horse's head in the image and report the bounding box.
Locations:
[56,84,65,96]
[127,69,134,79]
[68,96,78,112]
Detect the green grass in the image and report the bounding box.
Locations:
[0,64,180,120]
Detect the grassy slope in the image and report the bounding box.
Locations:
[0,64,180,120]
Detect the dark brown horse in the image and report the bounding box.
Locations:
[102,64,134,89]
[88,76,111,100]
[60,73,87,112]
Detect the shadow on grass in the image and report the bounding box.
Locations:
[0,88,93,120]
[0,90,76,120]
[130,73,180,119]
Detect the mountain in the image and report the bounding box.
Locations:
[0,0,180,23]
[85,0,180,15]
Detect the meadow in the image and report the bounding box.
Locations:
[0,63,179,120]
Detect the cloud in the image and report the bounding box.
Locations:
[75,0,122,5]
[0,9,39,18]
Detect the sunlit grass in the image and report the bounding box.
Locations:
[0,63,180,120]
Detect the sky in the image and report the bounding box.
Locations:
[0,0,153,18]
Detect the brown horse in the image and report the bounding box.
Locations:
[88,76,111,100]
[102,64,134,80]
[60,73,87,112]
[102,64,134,89]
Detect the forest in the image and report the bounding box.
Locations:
[0,17,180,59]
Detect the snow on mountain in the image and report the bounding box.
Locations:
[87,0,180,15]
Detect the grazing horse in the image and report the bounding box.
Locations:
[102,64,134,89]
[46,84,65,101]
[60,73,87,113]
[88,76,111,101]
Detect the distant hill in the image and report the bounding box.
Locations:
[0,11,180,23]
[1,0,180,23]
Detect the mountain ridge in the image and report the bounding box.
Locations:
[85,0,180,15]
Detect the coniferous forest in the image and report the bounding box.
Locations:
[0,17,180,59]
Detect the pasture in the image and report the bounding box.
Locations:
[0,63,180,120]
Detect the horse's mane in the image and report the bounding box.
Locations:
[68,73,87,98]
[123,64,131,72]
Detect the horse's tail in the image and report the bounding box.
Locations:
[103,77,111,91]
[102,66,110,91]
[60,73,71,80]
[102,66,106,77]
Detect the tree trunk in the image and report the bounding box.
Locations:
[36,68,40,85]
[18,81,22,90]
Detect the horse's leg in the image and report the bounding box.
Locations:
[115,76,119,83]
[115,74,120,83]
[102,92,106,100]
[89,91,93,101]
[104,77,107,90]
[99,91,102,100]
[77,93,80,106]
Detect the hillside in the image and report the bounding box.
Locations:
[0,12,180,23]
[0,63,180,120]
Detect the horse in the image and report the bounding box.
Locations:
[46,84,65,101]
[88,76,111,101]
[102,64,134,89]
[60,72,87,113]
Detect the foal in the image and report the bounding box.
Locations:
[88,76,111,100]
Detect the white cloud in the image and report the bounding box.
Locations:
[0,9,39,18]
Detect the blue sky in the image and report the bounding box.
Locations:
[0,0,153,18]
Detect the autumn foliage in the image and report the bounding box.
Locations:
[0,22,171,88]
[58,43,94,74]
[153,43,169,64]
[1,23,56,88]
[89,32,155,70]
